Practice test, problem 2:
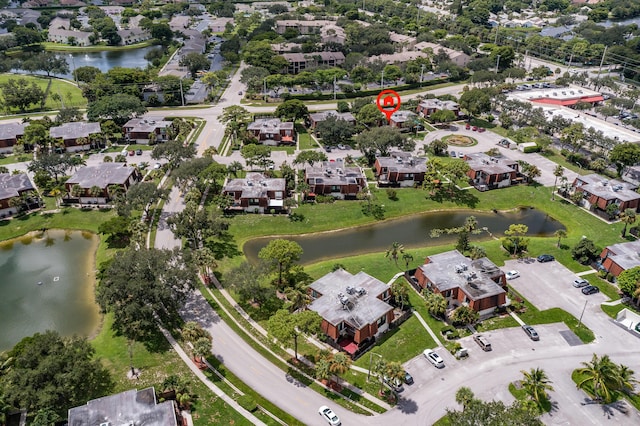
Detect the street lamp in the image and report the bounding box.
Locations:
[367,352,383,382]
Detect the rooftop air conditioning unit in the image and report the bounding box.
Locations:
[356,287,366,296]
[346,286,355,295]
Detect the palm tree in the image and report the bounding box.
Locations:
[520,368,554,406]
[192,247,217,281]
[181,321,207,344]
[71,184,83,198]
[315,357,331,382]
[89,185,102,202]
[328,352,352,388]
[469,245,486,260]
[554,229,567,248]
[227,161,244,177]
[373,358,388,394]
[425,291,448,318]
[577,353,619,403]
[193,336,211,363]
[384,361,405,390]
[285,283,311,312]
[615,364,638,395]
[391,280,409,310]
[49,187,62,207]
[402,252,414,269]
[385,242,405,267]
[455,386,475,408]
[620,208,637,237]
[552,165,564,200]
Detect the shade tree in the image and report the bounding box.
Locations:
[258,239,303,289]
[266,309,322,360]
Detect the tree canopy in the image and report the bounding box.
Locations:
[356,126,414,165]
[258,239,303,288]
[86,94,147,125]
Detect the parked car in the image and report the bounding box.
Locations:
[457,152,465,158]
[473,334,492,351]
[384,376,404,392]
[472,126,478,131]
[478,127,486,133]
[522,325,539,341]
[573,278,589,288]
[238,91,243,95]
[135,149,142,155]
[337,144,346,150]
[404,371,414,385]
[582,285,600,295]
[423,349,445,368]
[465,123,470,130]
[505,270,520,280]
[537,254,555,263]
[325,146,332,152]
[318,406,341,426]
[128,150,135,156]
[153,163,162,169]
[450,150,457,157]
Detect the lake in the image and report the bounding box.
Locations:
[243,208,564,264]
[60,46,157,79]
[0,230,100,351]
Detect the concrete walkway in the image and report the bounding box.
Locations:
[157,326,267,425]
[508,311,526,326]
[576,269,598,276]
[602,299,624,306]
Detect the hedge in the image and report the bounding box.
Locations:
[523,144,541,153]
[286,78,450,101]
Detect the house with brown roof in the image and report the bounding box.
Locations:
[117,28,150,45]
[247,118,295,146]
[50,122,102,152]
[0,173,39,218]
[600,240,640,278]
[308,110,355,129]
[465,152,521,191]
[414,42,471,67]
[305,159,366,199]
[414,250,507,316]
[320,24,346,45]
[308,269,393,355]
[64,163,141,204]
[389,110,418,131]
[281,52,345,74]
[123,116,173,144]
[222,172,287,213]
[0,122,28,154]
[275,20,335,35]
[374,152,426,187]
[572,174,640,214]
[417,99,460,118]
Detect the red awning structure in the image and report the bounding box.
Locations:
[531,95,604,106]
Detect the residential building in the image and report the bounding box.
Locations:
[417,99,460,117]
[320,24,346,45]
[368,50,430,65]
[64,163,141,204]
[275,20,335,35]
[271,42,302,54]
[247,118,295,146]
[414,42,471,67]
[48,28,92,46]
[222,172,286,213]
[0,122,27,154]
[123,116,173,144]
[305,159,366,199]
[308,269,394,355]
[281,51,345,74]
[600,240,640,278]
[169,15,190,31]
[389,31,416,51]
[208,17,234,32]
[414,250,507,316]
[572,174,640,213]
[68,387,181,426]
[117,28,150,45]
[0,173,38,218]
[48,17,70,30]
[49,122,102,152]
[389,110,417,130]
[308,110,355,129]
[465,152,521,191]
[374,152,426,187]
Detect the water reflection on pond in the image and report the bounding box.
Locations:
[244,208,564,264]
[0,230,100,351]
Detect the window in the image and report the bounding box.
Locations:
[274,191,283,199]
[249,198,260,205]
[330,185,340,192]
[337,322,345,331]
[377,315,386,327]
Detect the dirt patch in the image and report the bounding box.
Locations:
[445,135,477,147]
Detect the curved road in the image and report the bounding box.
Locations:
[154,65,640,425]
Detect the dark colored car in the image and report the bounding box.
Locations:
[135,149,142,155]
[582,285,600,295]
[537,254,555,263]
[522,325,539,341]
[404,371,414,385]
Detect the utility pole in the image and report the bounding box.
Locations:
[179,77,185,107]
[380,69,384,89]
[420,64,425,85]
[568,53,573,70]
[263,78,267,102]
[596,45,608,88]
[495,54,501,73]
[577,300,588,328]
[333,75,336,100]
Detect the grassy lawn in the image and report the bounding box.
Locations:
[539,149,591,176]
[91,316,253,426]
[270,145,295,155]
[0,153,32,165]
[0,73,86,110]
[296,124,319,150]
[508,382,552,413]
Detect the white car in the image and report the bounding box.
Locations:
[423,349,445,368]
[318,405,341,426]
[573,278,589,288]
[505,270,520,280]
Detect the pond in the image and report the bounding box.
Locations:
[59,46,157,79]
[0,230,100,351]
[243,208,564,265]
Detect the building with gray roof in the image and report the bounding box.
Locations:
[305,159,365,199]
[0,122,27,154]
[49,121,101,152]
[308,269,394,353]
[601,240,640,278]
[247,118,295,146]
[573,174,640,214]
[64,163,141,204]
[68,387,179,426]
[308,110,355,129]
[465,152,521,191]
[374,152,426,187]
[123,116,173,144]
[280,51,345,74]
[222,172,286,213]
[417,98,460,117]
[0,173,37,217]
[415,250,507,316]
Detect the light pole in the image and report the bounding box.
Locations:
[577,300,588,328]
[420,64,425,85]
[263,78,267,102]
[380,69,384,89]
[495,54,501,73]
[367,352,383,382]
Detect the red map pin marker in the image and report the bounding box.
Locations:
[376,89,401,123]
